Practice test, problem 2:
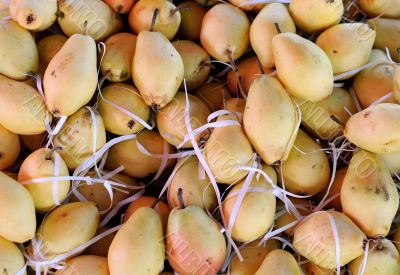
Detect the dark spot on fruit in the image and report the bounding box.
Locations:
[363,111,371,118]
[312,164,316,168]
[333,50,338,53]
[326,0,334,3]
[0,153,2,159]
[151,102,160,110]
[26,14,35,24]
[51,70,57,78]
[52,109,61,117]
[90,192,94,196]
[128,120,135,129]
[61,212,68,217]
[383,185,389,201]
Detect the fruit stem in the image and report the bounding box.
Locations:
[330,115,345,126]
[45,146,63,160]
[150,8,159,32]
[274,23,281,34]
[177,188,185,209]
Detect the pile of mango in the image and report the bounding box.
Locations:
[1,0,400,274]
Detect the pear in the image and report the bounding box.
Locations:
[56,255,109,275]
[172,40,211,91]
[200,3,250,62]
[20,132,47,152]
[359,0,400,18]
[194,81,231,112]
[275,198,311,236]
[273,33,334,102]
[289,0,344,34]
[85,226,116,257]
[255,249,302,275]
[0,236,26,275]
[105,130,175,178]
[0,20,38,80]
[37,34,68,74]
[369,18,400,62]
[380,152,400,175]
[177,1,206,41]
[103,0,135,13]
[316,167,347,212]
[18,148,71,213]
[109,207,165,275]
[293,210,366,269]
[316,23,376,75]
[44,34,97,117]
[204,114,253,184]
[243,75,299,165]
[228,0,264,11]
[166,192,226,275]
[353,49,395,108]
[124,196,171,229]
[341,150,399,237]
[279,129,330,196]
[101,33,137,83]
[168,156,217,211]
[302,262,334,275]
[71,171,139,215]
[250,3,296,70]
[223,98,246,123]
[0,171,36,243]
[33,202,99,259]
[53,107,107,170]
[0,123,20,170]
[9,0,57,31]
[132,31,184,109]
[128,0,181,40]
[58,0,122,41]
[0,74,47,135]
[98,83,150,135]
[349,239,400,275]
[156,92,210,148]
[229,239,279,275]
[344,103,400,153]
[294,87,356,140]
[222,164,276,242]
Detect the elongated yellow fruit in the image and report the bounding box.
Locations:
[0,236,26,275]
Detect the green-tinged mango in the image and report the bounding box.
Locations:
[0,236,26,275]
[177,1,206,41]
[0,123,20,170]
[255,249,302,275]
[37,34,68,74]
[10,0,57,31]
[56,255,109,275]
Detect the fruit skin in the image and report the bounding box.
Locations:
[395,65,400,103]
[168,156,217,211]
[194,81,231,112]
[204,114,253,184]
[37,34,68,74]
[359,0,400,18]
[97,83,150,135]
[369,18,400,62]
[35,202,99,258]
[275,198,311,236]
[353,49,395,108]
[103,0,135,13]
[56,255,109,275]
[301,262,334,275]
[9,0,57,31]
[279,129,330,196]
[316,23,376,75]
[272,33,333,102]
[200,3,250,62]
[58,0,122,41]
[0,20,38,80]
[109,207,165,275]
[293,210,366,269]
[85,226,115,257]
[243,76,299,165]
[132,31,184,109]
[344,103,400,154]
[101,33,137,83]
[0,123,20,170]
[166,205,226,275]
[380,152,400,175]
[255,249,302,275]
[18,148,71,213]
[129,0,181,40]
[0,236,26,275]
[289,0,343,34]
[250,3,296,70]
[316,167,347,212]
[156,92,210,148]
[229,239,279,275]
[223,98,246,123]
[222,164,276,242]
[0,171,36,243]
[0,74,47,135]
[348,239,400,275]
[105,130,175,178]
[53,107,107,170]
[294,87,356,140]
[341,150,399,237]
[172,40,210,92]
[44,34,97,117]
[177,1,206,41]
[19,132,47,152]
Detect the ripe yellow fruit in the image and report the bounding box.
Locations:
[0,236,26,275]
[369,18,400,62]
[255,249,302,275]
[56,255,109,275]
[359,0,400,18]
[0,123,20,170]
[37,34,68,74]
[177,1,206,41]
[194,81,231,112]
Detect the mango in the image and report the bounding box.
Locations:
[255,249,302,275]
[10,0,57,31]
[177,1,206,41]
[0,236,26,275]
[359,0,400,18]
[56,255,109,275]
[194,81,231,112]
[37,34,68,74]
[369,18,400,62]
[0,123,20,170]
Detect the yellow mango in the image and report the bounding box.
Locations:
[0,171,36,243]
[0,20,38,80]
[250,3,296,69]
[0,123,20,170]
[359,0,400,18]
[194,81,231,112]
[109,207,165,275]
[369,18,400,62]
[132,31,184,109]
[200,3,250,62]
[0,236,26,275]
[273,33,334,102]
[98,83,150,135]
[37,34,68,74]
[56,255,109,275]
[243,76,299,165]
[255,249,302,275]
[177,1,206,41]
